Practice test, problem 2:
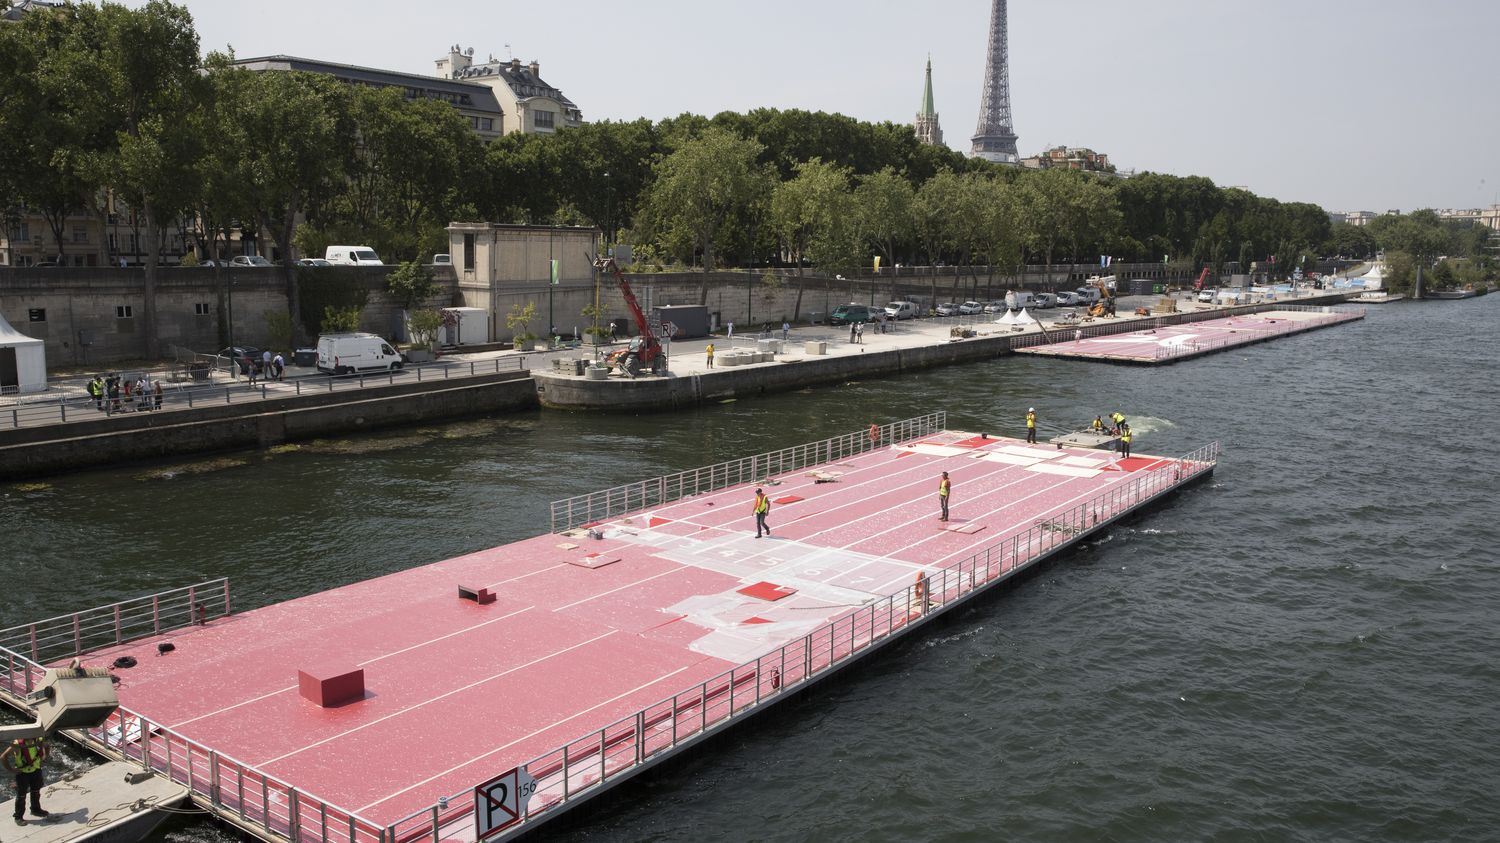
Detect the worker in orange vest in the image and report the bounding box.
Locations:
[3,735,49,823]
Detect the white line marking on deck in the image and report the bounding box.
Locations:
[357,664,695,813]
[552,568,679,612]
[169,607,536,730]
[256,630,618,767]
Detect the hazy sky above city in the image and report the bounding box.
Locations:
[158,0,1499,213]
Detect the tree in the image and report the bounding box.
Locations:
[1324,221,1377,259]
[770,159,858,274]
[86,0,205,358]
[385,260,438,311]
[855,168,915,270]
[229,68,354,342]
[639,127,770,273]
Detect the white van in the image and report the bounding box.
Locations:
[1005,290,1036,310]
[324,246,384,266]
[317,333,403,375]
[883,301,919,320]
[1075,286,1103,304]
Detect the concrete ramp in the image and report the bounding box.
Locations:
[8,762,188,843]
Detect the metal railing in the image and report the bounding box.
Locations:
[0,579,231,664]
[3,356,529,430]
[548,413,947,533]
[400,441,1220,842]
[0,642,383,843]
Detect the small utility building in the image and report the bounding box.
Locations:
[0,310,47,393]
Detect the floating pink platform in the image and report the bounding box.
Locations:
[2,417,1217,843]
[1016,307,1364,364]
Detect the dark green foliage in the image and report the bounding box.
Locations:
[297,266,369,337]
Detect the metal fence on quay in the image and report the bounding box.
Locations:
[549,412,949,533]
[3,357,528,430]
[396,440,1221,843]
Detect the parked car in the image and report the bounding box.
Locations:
[883,301,919,320]
[958,300,986,315]
[934,302,960,317]
[982,300,1007,314]
[1197,288,1217,303]
[1055,291,1082,306]
[829,303,883,326]
[296,258,333,267]
[1033,293,1058,309]
[432,254,452,266]
[230,255,273,267]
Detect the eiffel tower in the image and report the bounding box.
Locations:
[970,0,1019,163]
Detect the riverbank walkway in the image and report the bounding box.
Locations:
[0,415,1218,843]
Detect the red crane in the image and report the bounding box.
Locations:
[595,256,666,377]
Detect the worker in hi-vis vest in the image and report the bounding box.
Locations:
[705,343,715,368]
[1026,408,1037,444]
[1092,415,1106,434]
[753,488,771,538]
[3,735,49,823]
[938,471,951,522]
[1120,425,1133,458]
[1110,411,1126,434]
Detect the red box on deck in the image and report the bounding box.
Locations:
[298,664,365,708]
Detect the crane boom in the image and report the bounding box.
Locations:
[594,256,665,377]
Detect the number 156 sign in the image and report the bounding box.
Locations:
[475,766,538,839]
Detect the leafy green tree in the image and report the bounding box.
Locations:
[229,68,354,341]
[771,159,858,274]
[855,168,915,270]
[639,127,770,272]
[320,305,362,334]
[1324,221,1377,259]
[385,260,439,310]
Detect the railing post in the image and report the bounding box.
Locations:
[210,751,220,807]
[153,596,160,635]
[562,745,570,800]
[635,711,645,762]
[429,805,439,843]
[289,788,301,842]
[72,614,81,655]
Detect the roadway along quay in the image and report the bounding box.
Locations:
[0,413,1217,843]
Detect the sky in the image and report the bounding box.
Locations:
[153,0,1500,214]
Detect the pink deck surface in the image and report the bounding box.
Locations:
[78,432,1189,825]
[1017,309,1362,362]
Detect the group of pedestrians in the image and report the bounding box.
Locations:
[87,373,162,414]
[240,350,285,384]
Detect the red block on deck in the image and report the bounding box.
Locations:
[298,664,365,708]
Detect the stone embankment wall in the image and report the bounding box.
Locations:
[0,373,536,480]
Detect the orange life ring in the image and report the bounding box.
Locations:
[914,571,929,601]
[869,424,880,443]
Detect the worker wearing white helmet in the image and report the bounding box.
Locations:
[1025,407,1037,444]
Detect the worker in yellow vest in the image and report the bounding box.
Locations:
[1110,411,1126,434]
[753,488,771,538]
[1026,408,1037,444]
[938,471,951,521]
[3,735,49,824]
[1092,415,1106,434]
[1120,424,1133,458]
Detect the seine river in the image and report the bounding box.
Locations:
[4,296,1497,842]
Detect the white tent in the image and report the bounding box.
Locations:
[1013,308,1039,326]
[0,310,47,394]
[994,309,1017,325]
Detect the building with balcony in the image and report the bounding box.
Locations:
[434,46,583,136]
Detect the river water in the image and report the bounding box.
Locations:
[4,297,1498,842]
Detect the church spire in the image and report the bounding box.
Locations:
[914,56,943,146]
